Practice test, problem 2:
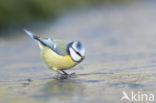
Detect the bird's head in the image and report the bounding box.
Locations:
[67,41,85,62]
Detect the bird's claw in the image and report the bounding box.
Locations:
[53,73,77,79]
[68,73,77,78]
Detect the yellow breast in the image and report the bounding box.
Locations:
[40,47,78,70]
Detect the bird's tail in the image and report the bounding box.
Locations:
[24,29,55,50]
[24,29,44,49]
[24,29,39,40]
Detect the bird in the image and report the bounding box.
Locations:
[24,29,85,79]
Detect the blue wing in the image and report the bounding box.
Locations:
[40,39,68,56]
[24,29,68,56]
[39,38,56,49]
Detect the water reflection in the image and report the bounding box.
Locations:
[109,82,144,88]
[37,79,85,102]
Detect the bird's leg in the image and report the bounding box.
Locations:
[52,70,68,79]
[60,70,68,75]
[56,70,63,75]
[60,70,76,78]
[53,70,76,79]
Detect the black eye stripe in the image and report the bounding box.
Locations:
[71,47,82,57]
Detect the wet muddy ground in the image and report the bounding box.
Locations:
[0,1,156,103]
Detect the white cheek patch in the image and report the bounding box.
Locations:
[80,48,85,57]
[72,42,79,52]
[72,42,85,57]
[69,48,81,62]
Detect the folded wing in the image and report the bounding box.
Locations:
[24,29,68,56]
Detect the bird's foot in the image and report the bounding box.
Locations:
[53,74,68,79]
[53,73,77,80]
[68,73,77,78]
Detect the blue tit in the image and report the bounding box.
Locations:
[24,29,85,78]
